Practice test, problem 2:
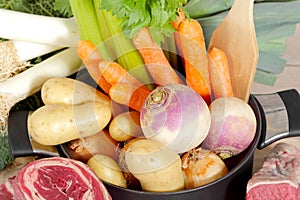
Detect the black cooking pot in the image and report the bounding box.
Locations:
[7,69,300,200]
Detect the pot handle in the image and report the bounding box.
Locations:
[254,89,300,149]
[8,110,60,158]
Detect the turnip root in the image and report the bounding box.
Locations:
[124,138,184,192]
[140,84,211,153]
[181,148,228,189]
[202,97,257,159]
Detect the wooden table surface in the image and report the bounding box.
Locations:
[251,24,300,173]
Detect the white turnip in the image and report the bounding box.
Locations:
[140,84,211,153]
[202,97,257,159]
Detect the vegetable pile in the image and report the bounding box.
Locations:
[0,0,299,196]
[4,0,258,192]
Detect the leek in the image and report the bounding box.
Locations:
[0,9,79,47]
[0,40,63,83]
[185,0,233,18]
[0,48,81,169]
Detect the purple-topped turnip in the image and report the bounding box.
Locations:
[202,96,257,159]
[140,84,211,153]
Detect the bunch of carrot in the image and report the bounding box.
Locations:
[77,11,233,112]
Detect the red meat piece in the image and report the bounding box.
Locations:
[0,157,112,200]
[246,143,300,200]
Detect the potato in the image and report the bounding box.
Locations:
[67,130,119,163]
[109,111,143,142]
[41,77,110,106]
[28,101,111,145]
[88,154,127,188]
[119,138,144,189]
[124,138,184,192]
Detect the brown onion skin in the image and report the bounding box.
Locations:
[181,148,228,189]
[66,129,119,163]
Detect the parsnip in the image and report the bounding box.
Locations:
[28,101,111,145]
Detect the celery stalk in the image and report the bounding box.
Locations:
[94,0,154,87]
[69,0,109,59]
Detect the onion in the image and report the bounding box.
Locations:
[181,147,228,189]
[202,97,257,159]
[140,84,211,153]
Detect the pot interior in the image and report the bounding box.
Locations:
[58,92,263,199]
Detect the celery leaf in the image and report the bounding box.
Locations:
[100,0,188,44]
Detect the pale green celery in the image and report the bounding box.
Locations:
[94,0,154,87]
[69,0,109,59]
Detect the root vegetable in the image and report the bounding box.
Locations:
[181,148,228,189]
[41,77,110,106]
[202,97,257,159]
[140,84,211,153]
[124,138,184,192]
[88,154,127,188]
[109,111,143,142]
[118,138,144,189]
[28,101,111,145]
[66,130,119,163]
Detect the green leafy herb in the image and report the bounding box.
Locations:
[100,0,188,44]
[54,0,73,17]
[0,0,72,17]
[0,135,13,170]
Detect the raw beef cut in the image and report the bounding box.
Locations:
[0,157,112,200]
[246,143,300,200]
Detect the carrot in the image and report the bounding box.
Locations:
[176,18,211,104]
[171,9,186,30]
[77,40,111,94]
[132,27,182,86]
[98,60,150,89]
[171,9,186,59]
[109,83,151,112]
[208,47,233,99]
